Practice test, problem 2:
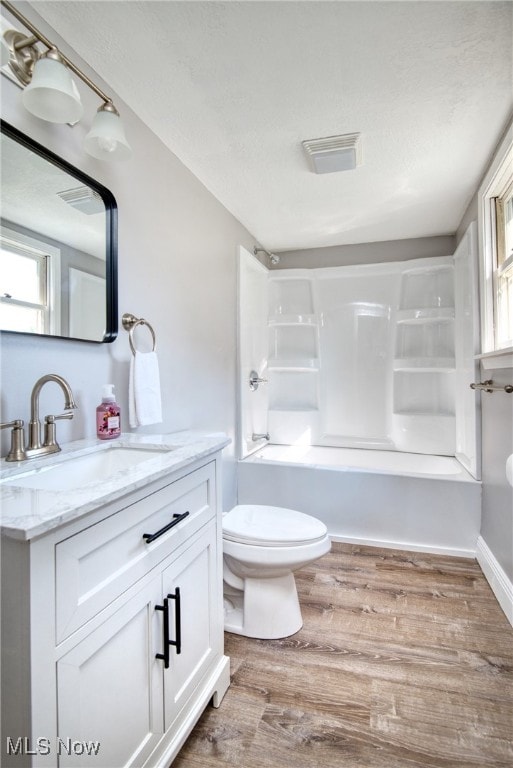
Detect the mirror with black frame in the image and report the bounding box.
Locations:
[0,121,118,342]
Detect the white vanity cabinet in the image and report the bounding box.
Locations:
[1,442,230,768]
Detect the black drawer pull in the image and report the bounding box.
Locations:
[155,597,170,668]
[143,511,190,544]
[168,588,182,655]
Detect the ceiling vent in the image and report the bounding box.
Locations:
[57,186,104,214]
[302,133,362,174]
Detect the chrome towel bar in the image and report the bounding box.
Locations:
[470,380,513,394]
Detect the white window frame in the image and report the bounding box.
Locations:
[0,225,61,335]
[478,120,513,368]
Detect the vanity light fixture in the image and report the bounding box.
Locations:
[22,47,83,124]
[0,0,131,161]
[0,22,12,67]
[84,102,131,161]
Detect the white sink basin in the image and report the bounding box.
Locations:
[1,445,171,492]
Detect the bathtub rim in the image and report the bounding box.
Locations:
[241,445,480,484]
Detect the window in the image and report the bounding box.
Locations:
[493,180,513,348]
[0,241,49,334]
[0,227,61,335]
[479,121,513,354]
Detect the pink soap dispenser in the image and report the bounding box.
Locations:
[96,384,121,440]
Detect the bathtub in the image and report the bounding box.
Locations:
[237,445,482,557]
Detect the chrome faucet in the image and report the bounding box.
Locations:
[26,374,77,459]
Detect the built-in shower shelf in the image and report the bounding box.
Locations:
[393,358,455,372]
[396,308,455,324]
[268,314,317,326]
[393,261,456,454]
[268,357,319,371]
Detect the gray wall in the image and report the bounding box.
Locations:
[0,5,257,510]
[479,367,513,581]
[274,235,455,269]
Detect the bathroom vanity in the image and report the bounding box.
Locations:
[0,432,231,768]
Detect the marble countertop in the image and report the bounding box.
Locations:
[0,431,230,541]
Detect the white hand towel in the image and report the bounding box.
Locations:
[129,351,163,427]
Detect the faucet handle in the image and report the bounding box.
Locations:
[43,412,74,450]
[1,419,27,462]
[0,419,23,429]
[45,413,74,422]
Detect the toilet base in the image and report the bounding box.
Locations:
[223,571,303,639]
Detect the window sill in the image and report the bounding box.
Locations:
[475,347,513,370]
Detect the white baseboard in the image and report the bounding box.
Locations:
[330,534,476,559]
[476,536,513,627]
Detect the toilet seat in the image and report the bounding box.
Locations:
[223,504,327,547]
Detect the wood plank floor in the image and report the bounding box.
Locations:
[174,543,513,768]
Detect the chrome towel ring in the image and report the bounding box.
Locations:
[122,312,156,355]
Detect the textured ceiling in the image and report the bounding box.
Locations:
[28,1,513,251]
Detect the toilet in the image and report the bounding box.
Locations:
[222,504,331,639]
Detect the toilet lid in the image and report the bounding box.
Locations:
[223,504,327,547]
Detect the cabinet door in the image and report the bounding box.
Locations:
[162,521,220,730]
[57,578,164,768]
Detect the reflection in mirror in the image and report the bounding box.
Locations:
[0,121,118,342]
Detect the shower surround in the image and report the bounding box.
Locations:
[240,237,479,468]
[237,237,482,555]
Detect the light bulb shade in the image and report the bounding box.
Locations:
[84,108,131,161]
[22,56,83,123]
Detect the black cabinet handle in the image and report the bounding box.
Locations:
[155,597,170,668]
[156,588,182,668]
[143,511,190,544]
[168,588,182,655]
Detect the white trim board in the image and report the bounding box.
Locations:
[476,535,513,628]
[330,535,476,559]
